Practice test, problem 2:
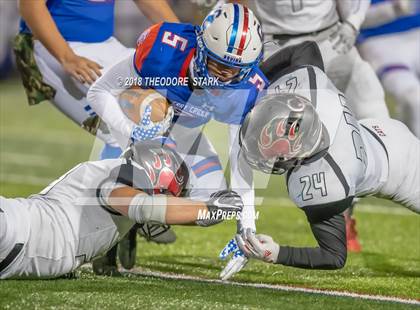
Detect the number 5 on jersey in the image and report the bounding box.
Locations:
[162,31,188,52]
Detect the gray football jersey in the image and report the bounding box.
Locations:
[30,159,136,267]
[254,0,339,35]
[268,66,389,219]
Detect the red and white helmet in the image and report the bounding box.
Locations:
[194,3,263,86]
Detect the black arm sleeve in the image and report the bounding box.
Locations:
[275,213,347,269]
[260,41,325,84]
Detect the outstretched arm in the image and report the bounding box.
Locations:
[87,54,137,146]
[100,182,243,226]
[238,213,347,269]
[108,186,208,225]
[276,213,347,269]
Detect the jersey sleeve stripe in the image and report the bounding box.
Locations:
[179,48,196,78]
[237,6,249,56]
[134,23,162,75]
[377,64,410,80]
[324,153,350,196]
[0,243,24,273]
[360,124,389,162]
[307,66,317,108]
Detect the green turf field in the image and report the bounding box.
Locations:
[0,79,419,309]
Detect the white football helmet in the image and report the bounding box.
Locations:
[194,3,263,87]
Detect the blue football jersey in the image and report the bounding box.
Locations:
[133,22,268,128]
[359,0,420,42]
[20,0,115,43]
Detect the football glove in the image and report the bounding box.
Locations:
[130,104,174,142]
[237,228,280,264]
[219,238,248,281]
[196,190,243,227]
[329,21,358,55]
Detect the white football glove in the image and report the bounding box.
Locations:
[236,228,280,264]
[329,21,358,55]
[219,238,248,281]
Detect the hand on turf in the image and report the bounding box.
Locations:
[130,105,163,142]
[237,228,280,264]
[61,53,102,85]
[219,238,248,281]
[329,22,358,55]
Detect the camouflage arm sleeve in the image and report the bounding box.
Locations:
[13,33,56,106]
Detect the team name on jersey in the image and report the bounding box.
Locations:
[172,101,210,119]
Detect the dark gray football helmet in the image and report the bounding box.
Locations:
[122,139,189,196]
[239,93,330,175]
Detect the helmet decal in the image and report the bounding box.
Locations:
[203,8,221,30]
[163,153,172,167]
[258,117,303,160]
[152,153,162,170]
[140,150,185,196]
[144,162,156,184]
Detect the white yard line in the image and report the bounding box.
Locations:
[125,269,420,306]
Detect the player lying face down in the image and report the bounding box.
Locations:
[233,91,419,271]
[0,140,242,279]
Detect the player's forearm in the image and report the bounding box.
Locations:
[166,196,207,224]
[19,0,75,64]
[276,245,346,269]
[87,55,136,141]
[276,214,347,269]
[133,0,179,23]
[337,0,371,30]
[108,186,207,225]
[229,124,256,231]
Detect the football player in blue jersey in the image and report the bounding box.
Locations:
[359,0,420,137]
[87,2,268,269]
[15,0,179,276]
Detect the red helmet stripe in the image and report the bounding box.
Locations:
[237,6,249,56]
